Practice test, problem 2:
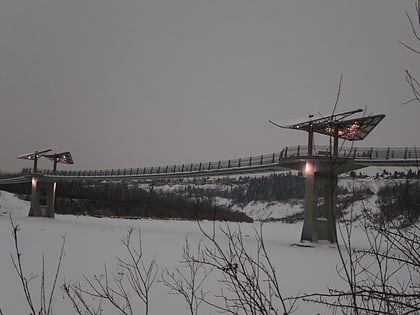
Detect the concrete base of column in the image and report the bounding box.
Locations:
[29,177,56,218]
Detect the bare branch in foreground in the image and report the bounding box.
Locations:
[160,239,212,315]
[62,227,158,315]
[9,217,65,315]
[403,69,420,105]
[400,1,420,105]
[299,207,420,315]
[179,220,298,315]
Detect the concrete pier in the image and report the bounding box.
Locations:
[300,159,340,243]
[29,177,56,218]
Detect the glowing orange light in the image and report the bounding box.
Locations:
[31,177,38,189]
[305,161,314,175]
[325,127,334,134]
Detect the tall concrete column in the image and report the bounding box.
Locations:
[29,176,38,216]
[300,160,338,243]
[301,160,318,242]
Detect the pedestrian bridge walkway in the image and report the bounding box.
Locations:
[0,145,418,183]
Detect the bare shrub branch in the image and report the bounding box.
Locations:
[400,1,420,104]
[160,239,212,315]
[179,220,298,315]
[9,217,65,315]
[62,227,158,315]
[299,208,420,314]
[403,69,420,105]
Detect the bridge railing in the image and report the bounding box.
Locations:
[283,145,419,161]
[40,146,418,177]
[339,146,418,160]
[39,152,286,178]
[3,146,417,181]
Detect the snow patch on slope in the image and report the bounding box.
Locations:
[0,191,29,217]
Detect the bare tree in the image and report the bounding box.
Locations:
[63,227,158,315]
[400,0,420,104]
[160,239,212,315]
[9,218,65,315]
[298,188,420,314]
[177,221,298,315]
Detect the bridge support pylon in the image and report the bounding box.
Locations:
[29,176,56,218]
[300,160,338,243]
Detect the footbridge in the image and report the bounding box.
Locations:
[1,146,418,183]
[0,145,418,229]
[1,110,418,244]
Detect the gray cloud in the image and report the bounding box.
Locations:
[0,0,418,172]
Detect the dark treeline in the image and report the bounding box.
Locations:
[377,180,420,224]
[185,173,349,204]
[0,181,252,222]
[229,173,307,203]
[0,182,31,196]
[376,168,420,179]
[54,181,252,222]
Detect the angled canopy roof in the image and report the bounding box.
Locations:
[269,109,385,141]
[17,149,52,160]
[44,152,74,165]
[313,114,385,141]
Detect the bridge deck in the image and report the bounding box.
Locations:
[0,145,418,183]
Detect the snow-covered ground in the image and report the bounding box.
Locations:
[0,189,408,314]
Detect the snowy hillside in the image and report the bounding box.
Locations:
[0,190,30,218]
[148,177,390,221]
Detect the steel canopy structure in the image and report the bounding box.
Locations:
[44,151,74,172]
[44,152,74,165]
[269,108,386,140]
[270,109,385,156]
[16,149,52,173]
[313,114,385,141]
[269,108,364,133]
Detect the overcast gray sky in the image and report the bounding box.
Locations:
[1,0,419,172]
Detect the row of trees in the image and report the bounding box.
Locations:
[377,179,420,223]
[182,172,353,204]
[54,182,252,222]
